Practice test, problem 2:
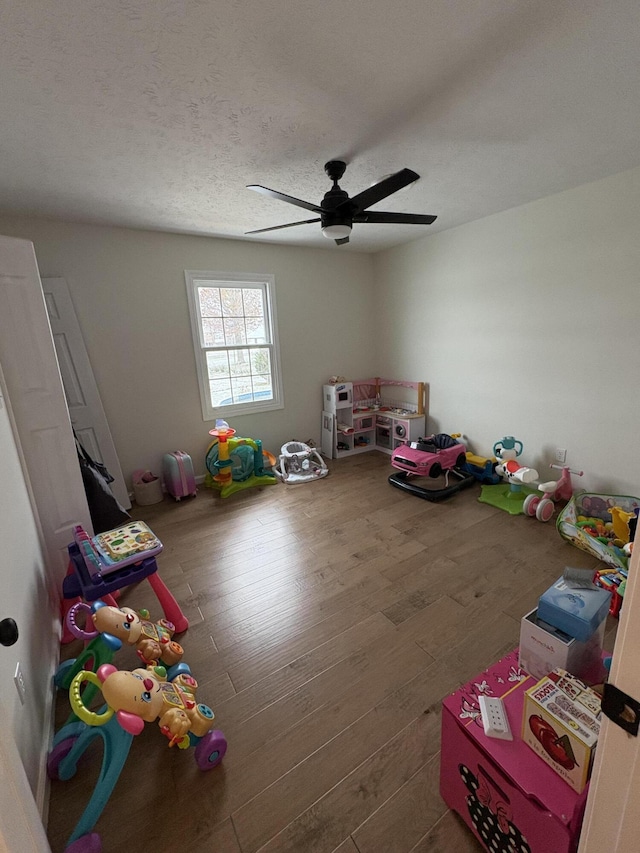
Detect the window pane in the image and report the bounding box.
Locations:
[230,376,253,401]
[229,349,251,376]
[223,317,246,345]
[246,314,267,344]
[250,348,271,376]
[209,378,232,407]
[243,288,265,318]
[220,288,244,317]
[206,350,230,379]
[253,373,273,398]
[198,286,222,317]
[202,317,225,346]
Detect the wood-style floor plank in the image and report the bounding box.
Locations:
[409,809,483,852]
[230,662,454,853]
[253,712,440,853]
[46,451,616,853]
[351,752,445,853]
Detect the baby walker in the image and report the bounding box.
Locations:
[274,441,329,484]
[49,662,227,853]
[388,433,475,501]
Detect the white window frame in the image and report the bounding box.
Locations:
[185,270,284,421]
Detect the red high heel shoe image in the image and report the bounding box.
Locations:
[528,715,577,770]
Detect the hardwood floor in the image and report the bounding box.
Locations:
[47,452,616,853]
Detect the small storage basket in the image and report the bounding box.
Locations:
[557,492,640,570]
[132,470,164,506]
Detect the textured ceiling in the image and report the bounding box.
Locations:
[2,1,640,252]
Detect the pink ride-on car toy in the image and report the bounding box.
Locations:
[388,433,475,502]
[391,433,467,478]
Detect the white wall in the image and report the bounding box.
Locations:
[0,217,376,483]
[1,165,639,499]
[373,165,640,495]
[0,374,52,809]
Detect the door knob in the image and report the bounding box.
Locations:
[0,618,18,646]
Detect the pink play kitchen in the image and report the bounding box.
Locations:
[321,377,426,458]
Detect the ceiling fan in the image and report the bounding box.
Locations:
[245,160,437,245]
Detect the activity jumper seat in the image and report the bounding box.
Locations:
[274,441,329,484]
[206,420,277,498]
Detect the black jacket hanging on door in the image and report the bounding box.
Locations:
[75,432,130,533]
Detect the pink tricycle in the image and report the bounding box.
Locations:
[523,463,583,523]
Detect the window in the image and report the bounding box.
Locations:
[185,271,284,420]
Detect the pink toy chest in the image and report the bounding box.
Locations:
[440,650,588,853]
[162,451,197,500]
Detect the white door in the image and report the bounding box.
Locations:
[579,539,640,851]
[0,714,51,853]
[0,236,86,851]
[42,277,131,509]
[0,236,92,582]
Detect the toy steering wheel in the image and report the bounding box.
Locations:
[70,670,114,726]
[493,437,523,458]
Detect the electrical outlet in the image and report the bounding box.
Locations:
[555,447,567,463]
[14,662,26,705]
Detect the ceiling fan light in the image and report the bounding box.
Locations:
[322,223,352,240]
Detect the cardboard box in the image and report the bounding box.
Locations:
[537,577,611,641]
[522,668,602,792]
[519,607,606,683]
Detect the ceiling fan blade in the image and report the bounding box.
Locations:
[247,185,322,213]
[335,236,350,246]
[245,218,321,235]
[353,211,437,225]
[340,168,420,214]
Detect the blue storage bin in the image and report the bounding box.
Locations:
[537,577,611,642]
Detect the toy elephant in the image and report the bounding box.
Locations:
[67,600,184,667]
